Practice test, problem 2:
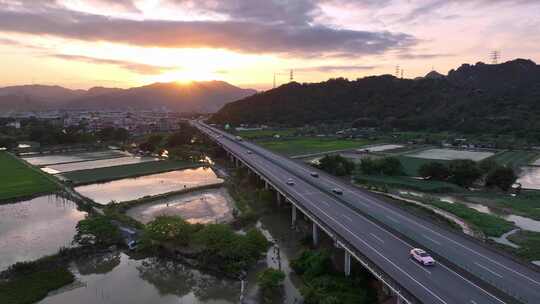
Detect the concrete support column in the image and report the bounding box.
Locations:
[395,295,404,304]
[264,181,269,190]
[344,251,351,277]
[312,222,319,246]
[276,192,282,206]
[291,205,297,226]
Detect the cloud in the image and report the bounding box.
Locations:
[0,2,416,57]
[51,54,178,74]
[296,64,376,72]
[398,53,454,60]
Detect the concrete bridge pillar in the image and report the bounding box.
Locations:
[344,251,351,277]
[264,181,269,190]
[312,222,319,246]
[291,205,297,226]
[276,192,282,206]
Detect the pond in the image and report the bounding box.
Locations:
[0,195,87,271]
[39,252,241,304]
[43,156,157,173]
[517,166,540,190]
[126,188,234,224]
[23,150,130,167]
[75,167,223,205]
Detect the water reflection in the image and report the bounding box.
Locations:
[126,188,234,224]
[39,253,240,304]
[0,195,86,271]
[75,168,223,205]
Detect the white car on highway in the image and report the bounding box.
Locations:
[410,248,435,266]
[286,178,295,185]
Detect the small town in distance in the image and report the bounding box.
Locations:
[1,1,540,304]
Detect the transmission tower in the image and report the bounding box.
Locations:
[290,69,294,82]
[401,69,404,79]
[490,50,500,64]
[395,65,400,77]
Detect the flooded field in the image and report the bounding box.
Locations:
[23,150,130,166]
[517,166,540,190]
[362,144,404,152]
[39,252,240,304]
[43,156,156,173]
[0,195,86,271]
[127,188,234,224]
[407,148,494,161]
[75,167,223,205]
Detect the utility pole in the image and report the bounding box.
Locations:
[490,50,500,64]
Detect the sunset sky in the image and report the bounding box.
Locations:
[0,0,539,90]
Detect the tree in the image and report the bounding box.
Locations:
[74,216,121,246]
[144,216,198,246]
[448,159,482,187]
[359,158,379,175]
[316,155,355,176]
[419,162,450,180]
[378,157,402,176]
[257,268,285,290]
[486,166,517,191]
[478,158,498,174]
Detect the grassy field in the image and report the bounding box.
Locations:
[463,191,540,221]
[507,230,540,261]
[257,137,373,156]
[0,267,74,304]
[355,174,462,192]
[487,150,539,167]
[237,128,296,139]
[426,200,514,237]
[0,152,58,201]
[397,155,450,177]
[60,160,200,185]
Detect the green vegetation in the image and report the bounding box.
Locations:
[316,155,355,176]
[464,191,540,221]
[257,137,372,156]
[355,175,461,192]
[0,152,57,201]
[60,160,199,185]
[257,268,286,290]
[291,250,376,304]
[488,150,539,167]
[485,166,517,191]
[359,157,403,176]
[426,200,514,237]
[0,266,74,304]
[507,230,540,261]
[398,155,449,177]
[141,216,269,275]
[236,128,296,139]
[74,216,122,246]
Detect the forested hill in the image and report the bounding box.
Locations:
[210,59,540,137]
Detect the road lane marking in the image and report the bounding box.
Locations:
[370,233,385,244]
[320,201,330,207]
[423,234,441,245]
[387,216,399,223]
[227,133,540,287]
[342,214,353,222]
[200,124,508,303]
[410,260,431,275]
[474,263,503,278]
[470,300,478,304]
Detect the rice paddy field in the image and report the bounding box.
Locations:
[407,148,494,161]
[60,160,200,185]
[0,152,57,201]
[258,137,373,156]
[487,150,539,167]
[22,150,130,167]
[42,156,157,173]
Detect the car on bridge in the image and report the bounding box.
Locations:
[332,188,343,195]
[246,150,252,154]
[286,178,295,185]
[410,248,435,266]
[310,171,319,177]
[235,136,243,141]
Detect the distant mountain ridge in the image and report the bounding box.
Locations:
[210,59,540,137]
[0,81,256,113]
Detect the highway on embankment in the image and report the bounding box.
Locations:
[193,120,540,304]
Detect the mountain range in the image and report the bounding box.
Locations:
[210,59,540,138]
[0,81,256,113]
